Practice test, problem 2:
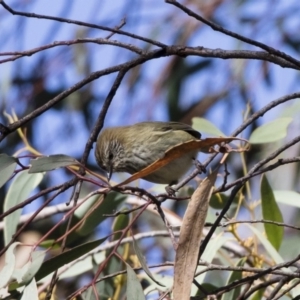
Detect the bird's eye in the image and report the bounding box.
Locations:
[108,153,113,160]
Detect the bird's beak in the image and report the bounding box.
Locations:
[107,164,113,182]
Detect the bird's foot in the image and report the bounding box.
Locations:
[165,185,176,197]
[194,160,206,174]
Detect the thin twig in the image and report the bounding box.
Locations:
[165,0,300,68]
[0,0,167,48]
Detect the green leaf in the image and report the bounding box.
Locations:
[4,171,43,245]
[81,286,94,300]
[35,237,107,281]
[274,190,300,208]
[105,214,128,280]
[249,117,292,144]
[21,251,46,283]
[192,117,225,137]
[39,240,60,250]
[144,274,173,295]
[195,283,218,297]
[0,242,20,289]
[209,193,239,209]
[247,225,284,264]
[0,153,17,169]
[20,278,38,300]
[0,153,17,188]
[76,192,126,236]
[59,252,106,280]
[81,280,109,300]
[11,252,45,284]
[195,235,231,284]
[280,100,300,118]
[222,258,247,300]
[132,236,164,287]
[250,288,265,300]
[28,154,78,173]
[260,175,284,250]
[291,278,300,298]
[126,263,145,300]
[112,212,130,241]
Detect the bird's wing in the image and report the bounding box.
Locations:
[136,121,201,139]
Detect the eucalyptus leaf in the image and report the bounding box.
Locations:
[195,235,231,284]
[35,237,107,281]
[291,279,300,298]
[29,154,78,173]
[143,274,173,294]
[174,170,217,299]
[222,258,247,300]
[280,101,300,117]
[250,288,265,300]
[132,236,164,287]
[126,263,146,300]
[76,192,126,236]
[82,286,95,300]
[0,242,20,289]
[261,175,284,250]
[192,117,225,137]
[0,153,17,169]
[21,251,46,283]
[4,171,43,245]
[20,278,38,300]
[247,225,285,265]
[249,117,292,144]
[0,153,17,188]
[274,190,300,208]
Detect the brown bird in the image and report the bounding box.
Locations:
[95,121,201,184]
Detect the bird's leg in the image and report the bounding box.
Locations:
[165,185,176,196]
[194,159,207,174]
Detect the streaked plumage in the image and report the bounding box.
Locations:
[95,121,201,184]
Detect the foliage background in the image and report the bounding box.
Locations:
[1,0,300,299]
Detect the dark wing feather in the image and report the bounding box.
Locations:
[136,121,201,139]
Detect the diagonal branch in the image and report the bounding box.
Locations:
[0,0,166,48]
[166,0,300,68]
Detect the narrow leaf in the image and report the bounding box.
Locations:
[58,252,105,280]
[280,101,300,118]
[173,170,218,300]
[291,279,300,298]
[76,193,126,236]
[210,193,239,209]
[249,117,292,144]
[35,237,107,281]
[126,263,146,300]
[250,288,265,300]
[222,258,247,300]
[0,154,17,188]
[274,190,300,208]
[0,242,20,289]
[29,154,78,173]
[192,117,225,137]
[21,251,46,283]
[195,283,218,297]
[247,225,284,264]
[195,235,231,284]
[20,278,38,300]
[261,175,284,250]
[81,281,106,300]
[0,153,17,169]
[132,236,164,287]
[4,171,43,245]
[81,286,94,300]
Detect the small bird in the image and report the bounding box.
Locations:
[95,121,201,185]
